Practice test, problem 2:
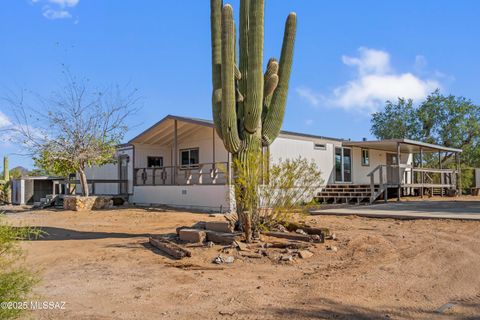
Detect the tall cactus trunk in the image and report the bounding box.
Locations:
[3,156,11,204]
[210,0,296,241]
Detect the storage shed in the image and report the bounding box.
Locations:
[12,176,65,205]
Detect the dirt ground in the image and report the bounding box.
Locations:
[4,205,480,320]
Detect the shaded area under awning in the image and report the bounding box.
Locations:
[342,139,462,154]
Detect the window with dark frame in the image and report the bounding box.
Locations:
[314,143,326,150]
[180,148,199,168]
[361,149,370,166]
[147,156,163,168]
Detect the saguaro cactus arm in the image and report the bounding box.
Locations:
[220,4,241,153]
[243,0,264,134]
[263,58,279,108]
[262,12,297,146]
[210,0,223,139]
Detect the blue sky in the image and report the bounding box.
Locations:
[1,0,479,169]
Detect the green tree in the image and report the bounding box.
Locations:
[371,98,422,140]
[371,90,480,167]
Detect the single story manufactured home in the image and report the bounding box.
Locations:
[82,115,463,212]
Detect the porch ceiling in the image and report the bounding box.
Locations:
[343,139,462,154]
[129,117,212,146]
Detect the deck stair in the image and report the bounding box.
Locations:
[315,184,379,205]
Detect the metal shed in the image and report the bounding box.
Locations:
[12,176,64,205]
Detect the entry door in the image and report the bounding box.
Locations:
[335,147,352,183]
[119,156,129,194]
[386,153,398,184]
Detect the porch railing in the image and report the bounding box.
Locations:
[367,164,457,203]
[133,162,230,186]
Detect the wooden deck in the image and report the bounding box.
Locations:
[368,164,458,203]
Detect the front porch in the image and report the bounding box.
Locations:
[344,139,463,203]
[130,115,232,187]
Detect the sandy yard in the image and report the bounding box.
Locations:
[4,205,480,320]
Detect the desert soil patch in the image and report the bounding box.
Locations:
[5,207,480,319]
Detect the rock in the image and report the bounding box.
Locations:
[311,234,324,243]
[331,233,337,241]
[326,245,338,252]
[298,250,313,259]
[178,229,206,243]
[212,256,224,264]
[212,255,234,264]
[280,255,294,262]
[276,224,288,233]
[206,230,242,245]
[205,221,234,233]
[63,195,112,211]
[206,241,215,248]
[296,229,308,235]
[224,256,235,264]
[233,240,248,251]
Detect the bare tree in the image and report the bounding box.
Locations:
[1,71,140,196]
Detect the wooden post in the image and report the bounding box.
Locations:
[173,120,178,185]
[380,165,387,203]
[212,127,216,184]
[212,127,216,164]
[227,152,232,186]
[397,142,401,202]
[456,152,462,196]
[439,151,444,197]
[420,147,424,198]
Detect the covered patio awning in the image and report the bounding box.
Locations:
[343,139,462,154]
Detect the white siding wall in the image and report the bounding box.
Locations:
[132,185,233,212]
[269,136,341,186]
[351,147,412,184]
[82,147,133,195]
[134,144,171,167]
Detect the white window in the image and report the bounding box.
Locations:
[314,143,326,150]
[361,149,370,166]
[180,148,199,168]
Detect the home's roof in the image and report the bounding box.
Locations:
[128,114,344,144]
[343,139,463,153]
[13,176,64,181]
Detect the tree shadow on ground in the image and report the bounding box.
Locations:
[254,297,475,320]
[25,226,151,241]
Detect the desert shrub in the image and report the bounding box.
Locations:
[231,153,323,236]
[258,157,323,230]
[0,215,40,320]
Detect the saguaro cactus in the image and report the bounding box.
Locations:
[3,156,11,204]
[210,0,296,239]
[210,0,296,160]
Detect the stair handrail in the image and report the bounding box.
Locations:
[367,165,387,203]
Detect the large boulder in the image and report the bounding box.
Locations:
[63,196,112,211]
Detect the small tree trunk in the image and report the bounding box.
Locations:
[239,211,253,243]
[78,168,89,197]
